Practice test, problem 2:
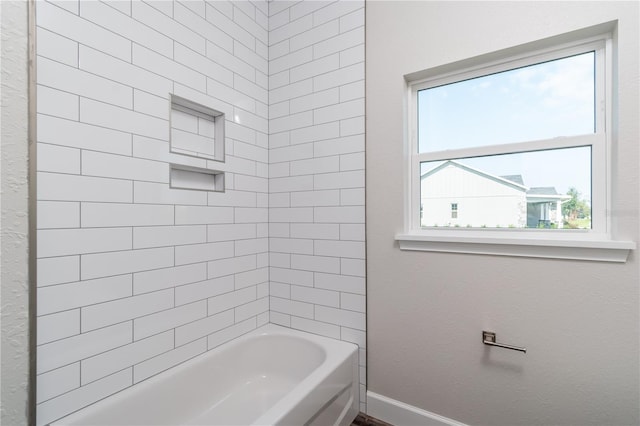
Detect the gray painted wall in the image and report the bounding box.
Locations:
[366,1,639,425]
[1,1,31,425]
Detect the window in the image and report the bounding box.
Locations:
[397,28,635,262]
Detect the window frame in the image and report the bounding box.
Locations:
[397,31,635,262]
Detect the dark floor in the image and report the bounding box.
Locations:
[352,412,394,426]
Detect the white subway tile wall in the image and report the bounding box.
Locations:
[36,0,365,423]
[35,0,269,423]
[267,0,366,412]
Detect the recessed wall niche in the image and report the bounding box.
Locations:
[170,94,225,162]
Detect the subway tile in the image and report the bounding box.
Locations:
[101,1,131,16]
[207,317,256,350]
[174,206,234,225]
[38,56,132,109]
[268,39,290,60]
[133,225,207,249]
[290,20,339,52]
[339,7,365,33]
[37,310,80,346]
[269,223,290,238]
[38,275,132,317]
[208,287,256,315]
[340,44,364,68]
[235,237,269,256]
[291,285,339,308]
[270,143,313,164]
[340,80,365,102]
[82,203,173,227]
[290,88,339,114]
[37,143,80,175]
[37,1,131,62]
[175,310,234,346]
[234,4,267,43]
[37,115,132,156]
[341,327,366,349]
[81,331,174,385]
[234,208,268,223]
[36,369,132,426]
[134,90,169,119]
[291,316,340,340]
[142,1,174,17]
[269,207,314,223]
[340,188,365,206]
[270,78,313,104]
[179,0,206,16]
[290,223,340,240]
[290,122,340,145]
[291,156,340,176]
[37,256,80,287]
[37,85,79,121]
[79,0,173,58]
[134,263,207,295]
[233,108,268,134]
[136,302,203,341]
[314,240,364,259]
[233,140,268,163]
[271,238,314,255]
[291,190,340,207]
[134,338,206,384]
[313,98,364,124]
[268,7,289,31]
[207,224,256,242]
[134,181,208,206]
[173,45,234,89]
[340,224,366,241]
[313,62,364,92]
[205,41,255,84]
[270,282,290,299]
[269,162,290,179]
[314,206,364,223]
[235,297,268,322]
[290,1,332,21]
[37,363,79,404]
[291,254,340,274]
[81,289,174,332]
[269,14,312,46]
[37,201,80,229]
[313,26,364,59]
[269,311,291,327]
[341,293,366,313]
[341,258,366,277]
[271,265,315,287]
[234,40,268,75]
[269,131,290,149]
[175,275,234,306]
[207,255,257,279]
[315,272,365,295]
[81,247,174,280]
[37,172,132,203]
[270,296,313,319]
[83,150,169,184]
[312,1,362,27]
[314,170,364,190]
[340,116,364,137]
[80,98,169,141]
[173,2,234,53]
[315,306,365,330]
[79,46,173,98]
[226,121,257,145]
[132,0,205,54]
[234,174,268,193]
[235,267,269,289]
[38,227,131,259]
[37,322,131,374]
[175,241,235,266]
[36,27,78,67]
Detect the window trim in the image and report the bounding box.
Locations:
[398,29,635,262]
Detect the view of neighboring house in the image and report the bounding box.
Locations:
[420,160,570,228]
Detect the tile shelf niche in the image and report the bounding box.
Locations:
[169,94,225,192]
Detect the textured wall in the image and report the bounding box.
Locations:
[34,1,269,424]
[266,0,366,411]
[1,1,31,425]
[366,1,639,425]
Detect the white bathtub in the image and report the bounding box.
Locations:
[53,324,359,426]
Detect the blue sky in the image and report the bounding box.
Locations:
[418,52,594,200]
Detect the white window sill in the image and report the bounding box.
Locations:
[396,232,635,262]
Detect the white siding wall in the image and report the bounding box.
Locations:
[35,1,269,424]
[267,0,366,411]
[421,165,526,227]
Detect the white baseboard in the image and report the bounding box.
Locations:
[366,391,468,426]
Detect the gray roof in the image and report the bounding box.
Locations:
[527,186,559,195]
[500,175,525,186]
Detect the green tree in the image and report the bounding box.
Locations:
[562,187,590,223]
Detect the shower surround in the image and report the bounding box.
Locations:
[34,0,365,424]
